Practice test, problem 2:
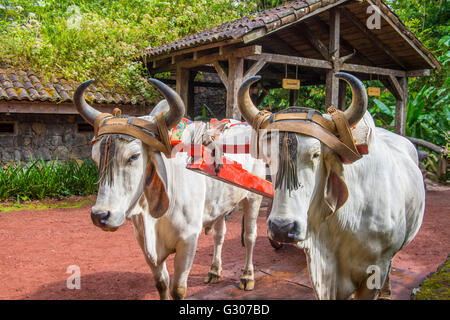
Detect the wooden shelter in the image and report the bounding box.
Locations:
[140,0,440,135]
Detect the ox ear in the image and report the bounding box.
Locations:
[143,153,169,219]
[323,154,349,217]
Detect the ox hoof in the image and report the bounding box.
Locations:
[378,293,392,300]
[239,278,255,291]
[171,286,186,300]
[204,272,222,284]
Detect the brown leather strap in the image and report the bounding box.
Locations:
[97,124,172,157]
[155,112,173,157]
[94,113,112,137]
[265,121,361,163]
[327,107,361,160]
[268,112,337,134]
[252,110,271,158]
[93,112,173,157]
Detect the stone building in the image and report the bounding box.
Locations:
[0,67,153,162]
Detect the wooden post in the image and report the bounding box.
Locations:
[394,77,408,135]
[187,71,197,119]
[338,81,347,110]
[325,7,340,108]
[289,90,298,106]
[226,57,244,119]
[176,66,190,117]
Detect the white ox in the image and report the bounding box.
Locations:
[74,79,265,300]
[238,72,425,300]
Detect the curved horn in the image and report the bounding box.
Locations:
[335,72,368,127]
[237,76,262,128]
[147,78,185,129]
[73,79,101,125]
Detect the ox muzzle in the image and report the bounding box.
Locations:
[267,216,303,244]
[91,209,118,231]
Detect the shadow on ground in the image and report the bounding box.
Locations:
[23,271,153,300]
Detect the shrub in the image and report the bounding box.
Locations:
[0,159,98,201]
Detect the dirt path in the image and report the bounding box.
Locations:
[0,188,448,300]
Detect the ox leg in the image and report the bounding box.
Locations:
[150,262,170,300]
[204,216,226,284]
[239,196,261,291]
[378,262,392,300]
[170,235,199,300]
[354,265,390,300]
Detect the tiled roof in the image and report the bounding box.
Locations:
[143,0,323,58]
[0,67,151,106]
[141,0,440,69]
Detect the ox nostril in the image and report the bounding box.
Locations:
[91,210,111,226]
[268,217,300,243]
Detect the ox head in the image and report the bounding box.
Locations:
[238,72,367,244]
[74,79,184,231]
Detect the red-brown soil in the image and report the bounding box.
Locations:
[0,187,448,300]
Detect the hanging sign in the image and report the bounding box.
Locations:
[282,78,300,90]
[367,87,381,96]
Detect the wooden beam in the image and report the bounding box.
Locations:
[226,57,244,120]
[244,58,267,80]
[154,78,226,88]
[298,23,329,59]
[180,45,261,69]
[247,51,407,79]
[313,16,378,66]
[144,38,240,65]
[341,7,406,70]
[269,34,301,56]
[406,137,446,155]
[213,61,229,89]
[341,63,406,77]
[152,45,262,73]
[407,69,431,77]
[247,53,332,69]
[325,7,341,108]
[386,75,404,101]
[394,76,408,135]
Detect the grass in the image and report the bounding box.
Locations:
[0,158,98,202]
[412,255,450,300]
[0,197,94,213]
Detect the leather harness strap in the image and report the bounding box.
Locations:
[269,112,337,134]
[93,111,173,157]
[252,107,362,164]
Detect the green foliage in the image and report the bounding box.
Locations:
[0,0,258,98]
[0,159,98,201]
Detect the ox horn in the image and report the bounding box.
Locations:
[237,75,263,128]
[335,72,368,127]
[74,79,101,125]
[147,78,185,129]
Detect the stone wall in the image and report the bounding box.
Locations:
[0,114,93,162]
[193,72,227,120]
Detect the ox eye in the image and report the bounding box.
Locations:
[312,152,320,159]
[127,153,140,163]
